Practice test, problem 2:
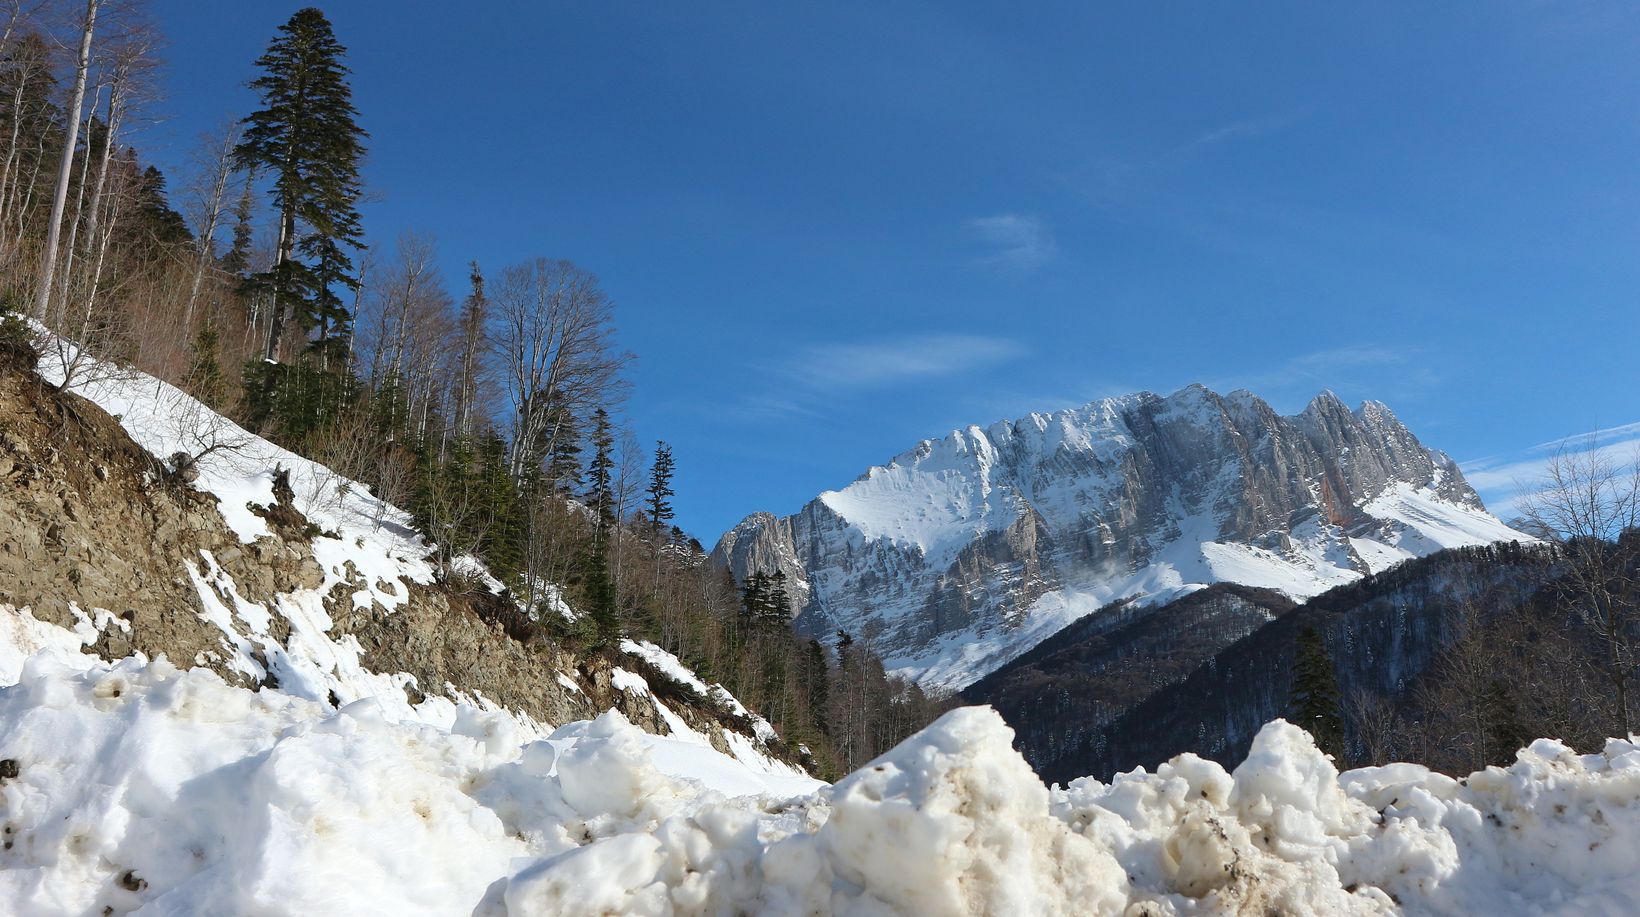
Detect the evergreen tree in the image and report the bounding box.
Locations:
[741,571,770,619]
[646,440,675,531]
[187,319,224,408]
[221,173,256,277]
[583,407,616,539]
[544,405,582,495]
[806,639,830,736]
[582,537,620,646]
[234,7,368,364]
[766,570,791,620]
[1290,626,1346,761]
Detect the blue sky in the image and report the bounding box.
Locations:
[144,1,1640,539]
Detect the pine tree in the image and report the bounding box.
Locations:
[221,173,256,277]
[741,571,770,619]
[234,7,368,364]
[1290,625,1346,761]
[583,537,620,646]
[187,319,224,408]
[544,405,582,495]
[646,440,675,531]
[583,407,615,539]
[451,262,486,440]
[766,570,791,620]
[806,639,830,736]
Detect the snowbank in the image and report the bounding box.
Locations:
[3,655,1637,915]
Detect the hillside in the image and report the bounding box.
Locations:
[1,330,807,788]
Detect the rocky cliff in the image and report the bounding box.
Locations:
[714,384,1527,690]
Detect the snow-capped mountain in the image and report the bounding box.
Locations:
[713,384,1529,691]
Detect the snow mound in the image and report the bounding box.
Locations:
[4,656,1638,915]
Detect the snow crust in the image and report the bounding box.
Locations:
[4,656,1637,915]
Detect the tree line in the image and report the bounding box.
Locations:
[0,2,948,779]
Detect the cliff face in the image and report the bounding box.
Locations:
[715,384,1525,690]
[0,354,788,765]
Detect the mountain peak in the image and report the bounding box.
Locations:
[717,385,1526,690]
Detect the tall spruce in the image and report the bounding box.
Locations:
[234,7,368,364]
[646,440,675,531]
[1290,626,1346,761]
[584,407,616,539]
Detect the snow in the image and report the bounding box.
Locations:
[798,386,1535,691]
[4,656,1637,915]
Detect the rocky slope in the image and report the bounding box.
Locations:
[0,335,802,781]
[714,384,1528,690]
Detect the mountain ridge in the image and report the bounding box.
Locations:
[714,382,1528,691]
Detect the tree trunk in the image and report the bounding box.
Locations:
[31,0,97,321]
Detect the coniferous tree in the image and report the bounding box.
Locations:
[1290,626,1346,761]
[646,440,675,531]
[584,407,615,538]
[234,7,368,364]
[221,173,256,277]
[544,406,582,495]
[766,570,791,620]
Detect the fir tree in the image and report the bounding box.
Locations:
[646,440,675,531]
[544,405,582,495]
[221,173,256,277]
[741,571,770,619]
[582,537,620,646]
[235,7,368,364]
[583,407,615,540]
[1290,625,1346,761]
[806,639,830,736]
[187,319,224,408]
[766,570,791,620]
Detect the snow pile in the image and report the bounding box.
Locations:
[4,654,1638,916]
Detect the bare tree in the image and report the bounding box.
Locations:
[1518,441,1640,737]
[31,0,97,320]
[491,258,628,482]
[180,121,240,329]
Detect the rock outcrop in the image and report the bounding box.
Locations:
[714,384,1526,690]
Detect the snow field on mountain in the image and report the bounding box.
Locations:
[4,652,1638,916]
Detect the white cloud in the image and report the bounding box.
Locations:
[1461,429,1640,520]
[968,214,1056,270]
[788,333,1028,392]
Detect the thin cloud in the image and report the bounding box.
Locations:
[719,333,1029,426]
[788,333,1028,391]
[1206,345,1437,410]
[1462,428,1640,519]
[968,214,1056,270]
[1174,111,1304,156]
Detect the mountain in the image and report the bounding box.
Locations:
[994,541,1556,784]
[713,384,1529,690]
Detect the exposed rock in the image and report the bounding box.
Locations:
[0,362,765,760]
[715,384,1523,689]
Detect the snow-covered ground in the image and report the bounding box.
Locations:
[13,330,802,771]
[2,651,1637,915]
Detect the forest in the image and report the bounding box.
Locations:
[0,1,946,779]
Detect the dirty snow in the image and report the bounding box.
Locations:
[2,655,1637,915]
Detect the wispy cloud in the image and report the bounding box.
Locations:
[719,333,1028,424]
[1174,111,1304,156]
[1462,425,1640,519]
[788,333,1028,391]
[1204,345,1438,411]
[967,214,1056,271]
